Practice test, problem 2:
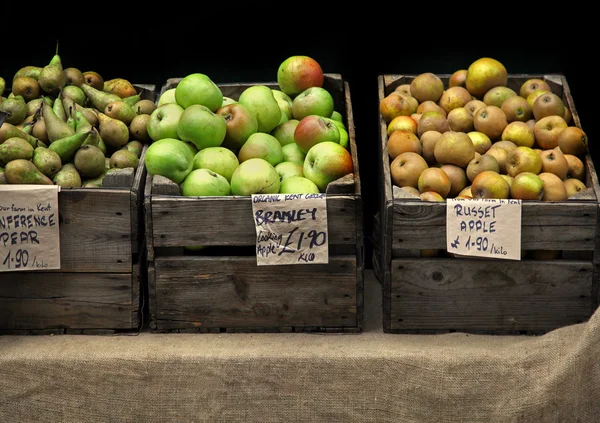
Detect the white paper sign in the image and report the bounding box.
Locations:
[446,198,522,260]
[251,193,328,265]
[0,185,61,271]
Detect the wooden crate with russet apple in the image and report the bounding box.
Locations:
[374,73,600,335]
[145,74,364,333]
[0,83,156,335]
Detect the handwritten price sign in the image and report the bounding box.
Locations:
[1,185,61,272]
[446,198,522,261]
[251,193,328,265]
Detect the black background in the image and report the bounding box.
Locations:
[2,30,595,269]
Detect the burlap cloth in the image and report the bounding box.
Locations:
[0,272,598,423]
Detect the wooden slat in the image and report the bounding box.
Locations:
[152,255,357,331]
[151,195,358,247]
[102,168,135,188]
[129,146,147,255]
[0,272,133,330]
[390,258,593,333]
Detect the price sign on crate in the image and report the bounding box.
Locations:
[251,193,328,265]
[446,198,522,261]
[0,185,61,272]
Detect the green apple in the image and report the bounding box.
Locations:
[144,138,194,184]
[181,168,231,197]
[157,88,177,106]
[277,111,289,125]
[279,176,320,194]
[304,141,354,192]
[216,103,258,151]
[147,103,184,142]
[275,161,304,181]
[192,146,239,182]
[221,96,237,107]
[327,117,349,148]
[238,85,281,133]
[294,115,340,154]
[175,73,223,111]
[272,89,293,120]
[271,119,299,147]
[237,132,284,166]
[281,143,306,165]
[230,158,280,195]
[330,110,343,123]
[292,87,335,120]
[277,55,324,96]
[177,105,227,151]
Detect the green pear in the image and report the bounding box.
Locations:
[104,100,137,125]
[48,131,90,163]
[0,96,28,125]
[52,163,81,187]
[110,149,139,169]
[42,99,75,142]
[63,96,98,127]
[62,85,86,106]
[26,98,44,117]
[80,83,121,111]
[82,126,102,148]
[0,137,34,166]
[74,144,106,178]
[53,90,67,121]
[13,66,42,82]
[97,112,129,149]
[74,110,93,133]
[33,146,62,178]
[122,93,141,107]
[82,171,106,188]
[4,159,53,185]
[0,122,45,149]
[238,85,282,133]
[38,44,67,95]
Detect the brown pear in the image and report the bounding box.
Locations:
[97,112,130,149]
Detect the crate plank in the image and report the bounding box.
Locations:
[389,258,593,333]
[153,255,357,331]
[0,272,133,330]
[151,195,358,247]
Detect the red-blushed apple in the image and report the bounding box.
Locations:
[281,143,306,165]
[192,146,239,182]
[216,103,258,151]
[417,167,451,198]
[292,87,335,120]
[471,170,510,199]
[271,119,300,147]
[277,55,324,96]
[275,161,304,181]
[144,138,195,184]
[511,172,544,200]
[230,158,280,195]
[175,73,223,111]
[279,176,320,194]
[237,132,284,166]
[380,93,412,123]
[238,85,282,134]
[294,115,340,154]
[388,115,419,136]
[304,141,353,192]
[272,89,293,120]
[177,105,227,151]
[181,168,231,197]
[157,88,177,106]
[147,103,184,142]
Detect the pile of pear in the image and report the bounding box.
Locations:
[0,47,155,187]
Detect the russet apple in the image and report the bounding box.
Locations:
[417,167,451,198]
[433,131,475,168]
[557,126,588,156]
[526,90,549,108]
[303,141,353,192]
[420,191,445,202]
[506,146,543,177]
[417,100,447,117]
[388,115,418,136]
[417,111,448,137]
[380,93,412,123]
[394,84,412,97]
[410,72,444,103]
[467,131,492,155]
[420,130,442,165]
[181,168,231,197]
[147,103,184,142]
[540,147,569,180]
[533,92,565,121]
[473,105,508,141]
[501,121,535,148]
[470,170,510,199]
[533,115,568,149]
[277,55,324,96]
[501,95,532,122]
[519,78,551,98]
[230,158,280,195]
[192,146,239,182]
[484,147,509,174]
[294,115,340,154]
[564,154,585,181]
[400,186,421,197]
[510,172,544,200]
[292,86,335,120]
[564,178,587,198]
[177,104,227,151]
[440,164,467,197]
[387,129,421,159]
[216,103,258,151]
[465,57,508,98]
[466,154,499,182]
[449,69,467,88]
[439,86,472,114]
[447,107,474,133]
[483,86,517,108]
[175,73,223,111]
[465,99,487,116]
[538,172,568,201]
[238,132,284,166]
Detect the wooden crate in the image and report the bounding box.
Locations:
[145,74,364,333]
[0,84,156,335]
[374,74,600,335]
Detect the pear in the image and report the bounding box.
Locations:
[63,97,99,127]
[4,159,53,185]
[13,66,42,82]
[122,140,143,158]
[0,76,5,94]
[122,94,141,107]
[64,67,85,87]
[32,146,62,178]
[74,144,106,178]
[74,110,93,134]
[53,163,81,187]
[26,98,44,117]
[12,76,40,102]
[104,100,136,125]
[129,114,151,142]
[32,117,49,144]
[38,43,67,95]
[82,172,106,188]
[42,99,75,142]
[82,126,102,148]
[53,90,68,121]
[0,137,34,166]
[134,99,157,115]
[110,149,139,169]
[97,112,129,148]
[48,131,90,163]
[0,122,45,149]
[82,71,104,91]
[62,85,86,106]
[80,83,121,111]
[104,78,137,98]
[0,96,28,125]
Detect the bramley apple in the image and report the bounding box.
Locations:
[294,115,340,154]
[238,85,282,133]
[175,73,223,111]
[281,143,306,165]
[157,88,177,106]
[292,86,335,120]
[304,141,353,192]
[181,168,231,197]
[177,105,227,150]
[230,158,280,195]
[277,55,324,96]
[192,146,239,182]
[275,161,304,181]
[279,176,320,194]
[272,89,293,120]
[271,119,299,147]
[147,103,184,142]
[216,103,258,151]
[237,132,284,166]
[145,138,195,184]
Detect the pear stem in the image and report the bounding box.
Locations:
[55,40,59,56]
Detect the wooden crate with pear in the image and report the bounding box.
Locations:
[144,72,364,333]
[0,52,156,333]
[373,65,600,335]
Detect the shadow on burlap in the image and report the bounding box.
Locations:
[0,274,598,423]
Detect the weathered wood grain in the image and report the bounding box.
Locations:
[151,195,358,247]
[0,272,133,330]
[389,258,593,333]
[152,255,358,331]
[102,167,135,188]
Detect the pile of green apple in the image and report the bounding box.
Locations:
[144,55,353,196]
[380,57,589,203]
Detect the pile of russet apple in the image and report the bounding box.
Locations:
[380,57,589,202]
[144,55,353,196]
[0,46,153,187]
